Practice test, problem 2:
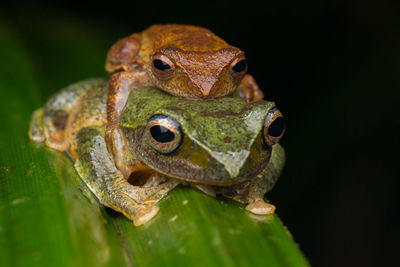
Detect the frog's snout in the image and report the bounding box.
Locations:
[210,150,250,179]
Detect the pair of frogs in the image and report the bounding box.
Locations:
[29,25,285,226]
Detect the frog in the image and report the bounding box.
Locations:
[105,24,264,177]
[29,78,285,226]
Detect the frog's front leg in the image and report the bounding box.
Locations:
[237,74,264,102]
[245,144,285,214]
[219,144,285,215]
[75,127,178,226]
[106,71,149,177]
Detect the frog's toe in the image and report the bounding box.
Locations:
[133,205,160,226]
[245,199,276,215]
[29,108,45,142]
[123,179,179,204]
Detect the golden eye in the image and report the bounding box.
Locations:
[146,115,182,154]
[151,54,175,80]
[262,108,285,147]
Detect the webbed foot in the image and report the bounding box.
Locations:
[111,178,178,226]
[121,178,179,205]
[29,108,68,150]
[76,127,179,226]
[245,199,276,215]
[133,205,160,226]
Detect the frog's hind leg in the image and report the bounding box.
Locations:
[218,144,285,215]
[29,107,68,151]
[40,109,71,151]
[31,78,107,151]
[75,127,179,226]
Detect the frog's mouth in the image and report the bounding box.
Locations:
[127,160,265,187]
[124,127,271,186]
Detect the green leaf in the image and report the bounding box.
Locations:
[0,20,309,267]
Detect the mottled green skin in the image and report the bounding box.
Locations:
[29,78,285,225]
[74,126,178,223]
[122,87,276,185]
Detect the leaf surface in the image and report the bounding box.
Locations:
[0,20,309,267]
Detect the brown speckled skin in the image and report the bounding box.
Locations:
[105,24,264,174]
[105,24,259,99]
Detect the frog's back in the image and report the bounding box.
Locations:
[29,78,109,157]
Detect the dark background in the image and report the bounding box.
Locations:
[2,1,399,266]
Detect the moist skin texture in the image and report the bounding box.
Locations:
[29,79,285,226]
[104,24,264,177]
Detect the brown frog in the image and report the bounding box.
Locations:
[105,24,264,176]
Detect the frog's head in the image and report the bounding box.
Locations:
[106,24,246,99]
[148,25,246,99]
[121,87,285,185]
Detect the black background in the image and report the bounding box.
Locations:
[3,1,399,266]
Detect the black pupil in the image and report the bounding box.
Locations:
[153,59,171,71]
[268,117,285,137]
[232,59,247,72]
[150,125,175,143]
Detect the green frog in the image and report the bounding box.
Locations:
[29,78,285,226]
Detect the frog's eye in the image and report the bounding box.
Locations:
[151,54,175,80]
[230,56,247,80]
[262,108,285,147]
[146,115,182,154]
